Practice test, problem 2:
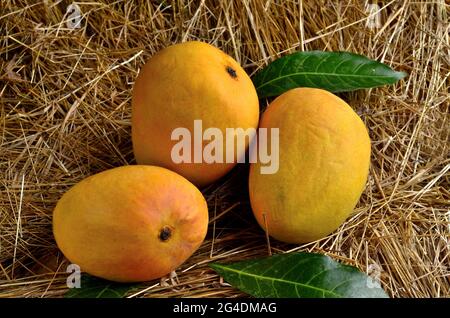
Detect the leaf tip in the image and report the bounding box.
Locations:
[395,70,408,80]
[208,262,221,271]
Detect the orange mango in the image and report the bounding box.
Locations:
[132,41,259,187]
[249,88,371,243]
[53,165,208,282]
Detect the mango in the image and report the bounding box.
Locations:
[132,41,259,187]
[53,165,208,282]
[249,88,371,244]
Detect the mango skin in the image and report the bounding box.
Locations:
[132,41,259,187]
[249,88,371,244]
[53,165,208,283]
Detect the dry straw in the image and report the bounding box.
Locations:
[0,0,449,298]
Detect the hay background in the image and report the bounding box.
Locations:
[0,0,449,298]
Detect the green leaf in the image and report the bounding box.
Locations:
[65,274,139,298]
[210,252,389,298]
[252,51,407,98]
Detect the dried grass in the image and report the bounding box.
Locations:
[0,0,449,298]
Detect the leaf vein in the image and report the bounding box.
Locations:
[217,266,341,297]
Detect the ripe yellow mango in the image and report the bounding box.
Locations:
[132,41,259,187]
[53,165,208,282]
[249,88,371,243]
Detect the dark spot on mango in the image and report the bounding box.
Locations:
[159,226,172,241]
[226,66,237,79]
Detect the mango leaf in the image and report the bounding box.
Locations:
[65,274,139,298]
[252,51,407,98]
[210,252,389,298]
